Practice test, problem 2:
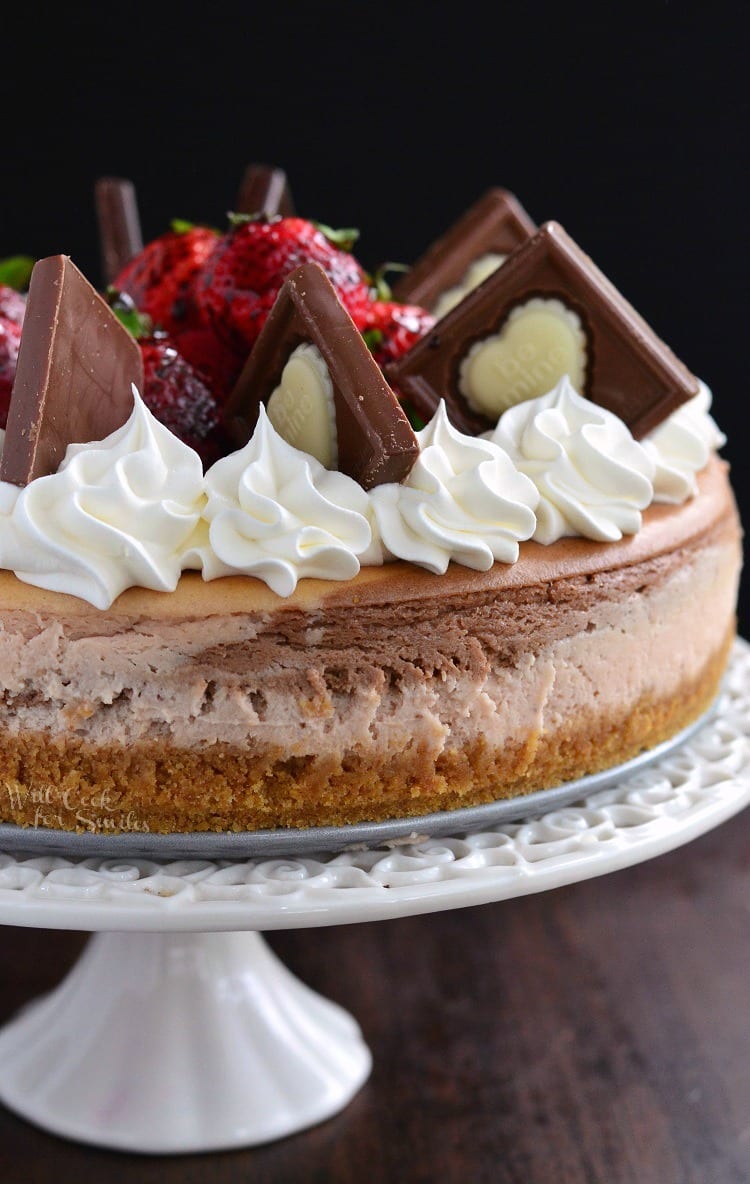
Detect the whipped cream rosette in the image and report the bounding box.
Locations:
[0,387,205,609]
[194,406,377,597]
[369,401,539,573]
[490,375,656,544]
[643,380,727,504]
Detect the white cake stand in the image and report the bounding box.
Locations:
[0,637,749,1157]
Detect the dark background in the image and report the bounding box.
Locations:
[2,2,748,632]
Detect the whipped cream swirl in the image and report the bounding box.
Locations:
[369,401,538,573]
[490,375,655,544]
[0,387,206,609]
[195,406,376,596]
[643,380,726,503]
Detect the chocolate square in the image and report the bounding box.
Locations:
[0,255,143,486]
[391,187,537,313]
[386,220,700,438]
[222,262,419,489]
[94,176,144,286]
[234,162,296,219]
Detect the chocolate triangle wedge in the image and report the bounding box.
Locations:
[391,187,537,315]
[0,255,143,486]
[234,162,296,219]
[223,262,419,489]
[94,176,144,286]
[386,220,701,438]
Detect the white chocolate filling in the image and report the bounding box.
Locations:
[459,297,587,421]
[266,343,338,469]
[432,251,507,319]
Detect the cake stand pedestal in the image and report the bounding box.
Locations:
[0,928,371,1154]
[0,637,748,1156]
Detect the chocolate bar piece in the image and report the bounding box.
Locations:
[391,187,536,315]
[234,162,295,219]
[223,262,419,489]
[0,255,143,486]
[386,220,700,438]
[94,176,144,286]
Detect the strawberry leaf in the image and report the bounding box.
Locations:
[314,223,360,252]
[370,261,410,301]
[0,254,35,291]
[362,328,383,352]
[105,286,153,338]
[227,210,267,227]
[170,218,220,236]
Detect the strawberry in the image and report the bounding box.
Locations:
[0,315,22,429]
[0,284,26,326]
[362,299,436,368]
[113,221,219,336]
[171,325,246,405]
[139,336,231,467]
[196,216,374,354]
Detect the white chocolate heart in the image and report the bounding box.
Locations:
[459,297,587,420]
[432,251,507,319]
[266,343,338,469]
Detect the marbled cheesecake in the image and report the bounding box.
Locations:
[0,456,739,834]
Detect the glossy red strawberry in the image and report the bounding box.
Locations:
[171,325,246,405]
[0,284,26,326]
[0,315,22,429]
[196,216,373,353]
[139,337,231,467]
[362,299,436,368]
[114,223,219,336]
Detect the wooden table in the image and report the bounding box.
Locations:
[1,803,749,1184]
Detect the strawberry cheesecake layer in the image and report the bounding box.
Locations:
[0,456,741,834]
